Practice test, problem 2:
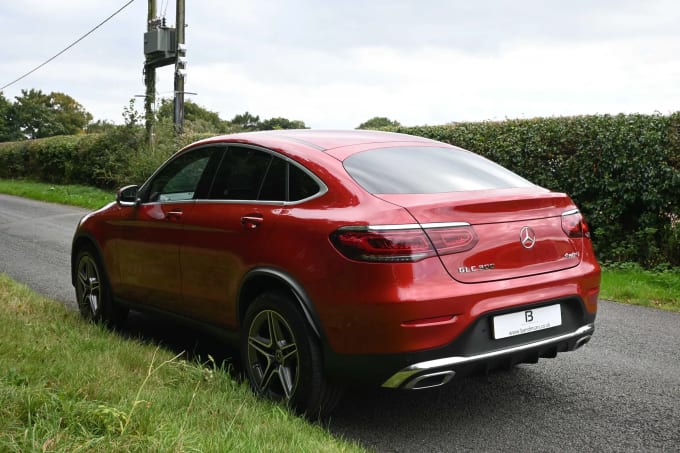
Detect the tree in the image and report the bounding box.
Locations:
[156,98,229,133]
[258,117,308,130]
[12,89,92,139]
[50,92,93,134]
[357,116,401,130]
[229,111,260,131]
[0,92,21,142]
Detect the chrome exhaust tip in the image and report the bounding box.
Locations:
[574,335,592,349]
[405,370,456,390]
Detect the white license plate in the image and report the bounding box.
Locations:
[493,304,562,340]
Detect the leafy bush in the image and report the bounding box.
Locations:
[391,113,680,267]
[0,126,143,188]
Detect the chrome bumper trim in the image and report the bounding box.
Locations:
[382,323,594,389]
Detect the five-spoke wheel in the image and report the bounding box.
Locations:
[241,291,342,418]
[74,247,128,325]
[246,309,300,399]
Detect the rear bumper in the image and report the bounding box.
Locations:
[382,323,594,389]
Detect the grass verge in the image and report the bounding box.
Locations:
[0,179,113,210]
[600,264,680,312]
[0,274,363,452]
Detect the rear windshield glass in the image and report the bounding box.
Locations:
[343,146,534,194]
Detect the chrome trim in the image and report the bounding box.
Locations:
[562,209,580,216]
[338,222,471,232]
[382,324,594,389]
[405,371,456,390]
[419,222,471,229]
[574,335,591,349]
[137,142,329,206]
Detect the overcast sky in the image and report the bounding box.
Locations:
[1,0,679,129]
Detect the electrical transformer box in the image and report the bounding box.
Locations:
[144,28,176,56]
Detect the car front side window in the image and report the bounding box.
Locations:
[146,148,215,203]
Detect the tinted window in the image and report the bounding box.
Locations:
[207,146,321,202]
[258,156,287,201]
[147,148,214,202]
[209,147,272,200]
[343,146,534,194]
[289,165,319,201]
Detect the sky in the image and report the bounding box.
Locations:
[1,0,680,129]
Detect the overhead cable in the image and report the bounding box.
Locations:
[1,0,137,91]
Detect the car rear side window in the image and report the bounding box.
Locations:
[343,146,534,194]
[207,146,321,202]
[209,147,272,200]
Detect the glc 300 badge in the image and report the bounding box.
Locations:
[458,263,496,273]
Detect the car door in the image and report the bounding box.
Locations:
[179,145,297,326]
[114,146,218,312]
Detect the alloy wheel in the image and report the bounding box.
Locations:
[76,254,101,317]
[246,309,300,400]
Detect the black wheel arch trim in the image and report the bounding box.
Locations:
[239,267,326,341]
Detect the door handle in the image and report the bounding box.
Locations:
[165,210,183,220]
[241,214,263,229]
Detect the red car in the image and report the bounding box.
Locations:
[71,130,600,416]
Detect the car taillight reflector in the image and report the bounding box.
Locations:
[330,229,436,262]
[426,226,478,255]
[562,210,591,238]
[330,224,478,262]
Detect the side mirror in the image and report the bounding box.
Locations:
[116,185,140,206]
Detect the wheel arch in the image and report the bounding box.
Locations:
[238,268,326,341]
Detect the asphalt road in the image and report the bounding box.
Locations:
[1,193,679,452]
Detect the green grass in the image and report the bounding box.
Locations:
[600,264,680,312]
[0,179,114,210]
[0,274,364,452]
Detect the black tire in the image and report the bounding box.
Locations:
[241,291,343,418]
[74,247,128,326]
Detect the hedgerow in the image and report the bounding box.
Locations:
[0,113,678,266]
[391,113,680,267]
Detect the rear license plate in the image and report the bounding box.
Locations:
[493,304,562,340]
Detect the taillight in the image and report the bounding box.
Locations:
[561,210,590,238]
[426,225,478,255]
[330,224,478,262]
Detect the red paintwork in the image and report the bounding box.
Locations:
[74,130,600,357]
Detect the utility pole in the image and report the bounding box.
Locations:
[143,0,156,145]
[173,0,186,135]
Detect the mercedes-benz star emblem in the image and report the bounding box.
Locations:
[520,226,536,249]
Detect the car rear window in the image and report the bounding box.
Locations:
[343,146,534,194]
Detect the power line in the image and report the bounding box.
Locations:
[1,0,137,91]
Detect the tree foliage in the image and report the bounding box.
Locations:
[10,89,92,139]
[258,117,307,130]
[156,98,230,133]
[0,92,22,142]
[357,116,401,130]
[229,111,260,131]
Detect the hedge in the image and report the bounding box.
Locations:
[391,113,680,267]
[0,125,209,189]
[0,114,678,266]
